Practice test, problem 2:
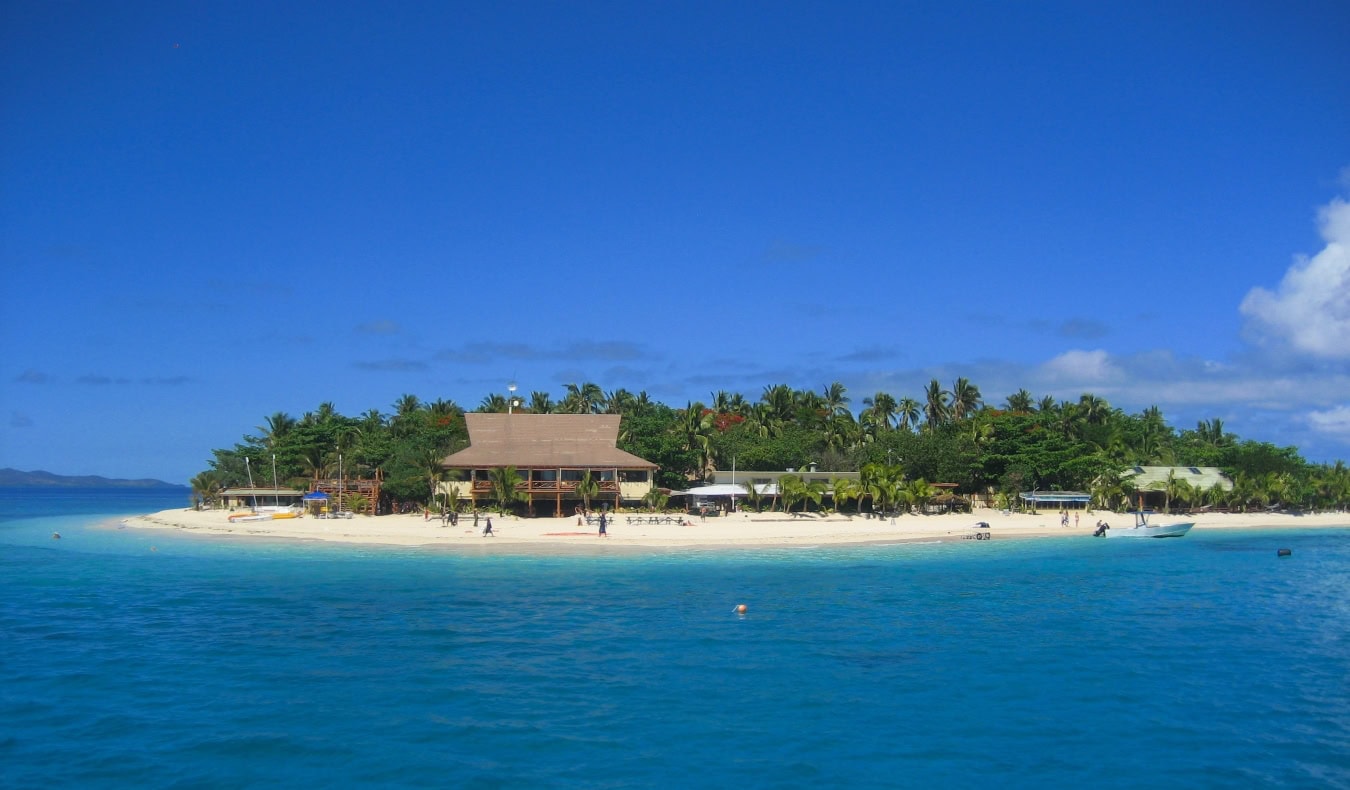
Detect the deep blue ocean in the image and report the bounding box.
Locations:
[2,488,1347,788]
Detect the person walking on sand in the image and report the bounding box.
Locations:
[598,512,607,537]
[482,516,493,537]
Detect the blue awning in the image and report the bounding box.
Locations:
[302,491,329,500]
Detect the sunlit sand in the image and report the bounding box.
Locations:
[119,507,1347,549]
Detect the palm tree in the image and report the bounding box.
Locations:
[950,378,981,421]
[862,392,897,431]
[802,477,828,512]
[488,466,526,514]
[345,492,370,516]
[778,474,805,513]
[901,478,937,515]
[393,394,422,418]
[529,391,554,414]
[606,389,638,415]
[256,412,296,448]
[896,397,921,432]
[830,477,862,515]
[189,471,223,509]
[1004,389,1034,414]
[1196,418,1229,447]
[822,413,857,452]
[440,482,461,512]
[740,480,765,512]
[1137,405,1171,461]
[1089,467,1127,512]
[299,445,331,483]
[823,382,850,417]
[760,384,796,424]
[427,398,459,420]
[923,379,950,431]
[859,462,901,515]
[421,448,448,506]
[678,402,715,478]
[641,487,668,512]
[478,393,508,413]
[743,403,782,439]
[314,401,338,423]
[562,382,605,414]
[574,470,600,512]
[1078,393,1111,425]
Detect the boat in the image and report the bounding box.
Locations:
[1095,510,1194,538]
[228,512,271,523]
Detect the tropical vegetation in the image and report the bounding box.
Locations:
[190,380,1350,515]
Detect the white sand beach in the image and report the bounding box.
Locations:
[119,507,1349,550]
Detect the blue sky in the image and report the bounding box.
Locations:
[3,1,1349,483]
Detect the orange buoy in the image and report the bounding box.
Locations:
[735,604,748,614]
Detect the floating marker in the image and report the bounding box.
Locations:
[1277,548,1291,557]
[735,604,748,614]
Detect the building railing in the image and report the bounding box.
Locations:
[467,480,620,494]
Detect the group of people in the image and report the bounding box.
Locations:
[430,507,495,536]
[575,505,610,537]
[427,506,620,539]
[1059,510,1080,528]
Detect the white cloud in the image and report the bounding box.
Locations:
[1240,196,1350,358]
[1307,404,1350,440]
[1039,349,1120,383]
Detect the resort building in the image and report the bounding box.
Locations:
[1125,465,1234,508]
[709,467,858,491]
[219,487,304,510]
[439,413,658,516]
[1019,490,1091,511]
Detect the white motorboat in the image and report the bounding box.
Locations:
[1094,510,1193,538]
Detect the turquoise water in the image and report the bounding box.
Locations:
[2,491,1348,787]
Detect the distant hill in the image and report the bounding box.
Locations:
[0,468,186,489]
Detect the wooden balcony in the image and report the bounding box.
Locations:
[467,480,619,494]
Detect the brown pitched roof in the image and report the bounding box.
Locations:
[441,413,657,469]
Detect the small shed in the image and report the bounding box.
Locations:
[220,487,304,510]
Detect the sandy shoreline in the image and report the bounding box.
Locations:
[118,507,1349,551]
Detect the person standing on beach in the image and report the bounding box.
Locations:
[598,512,607,537]
[483,517,493,536]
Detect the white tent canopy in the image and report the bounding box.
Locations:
[670,483,778,497]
